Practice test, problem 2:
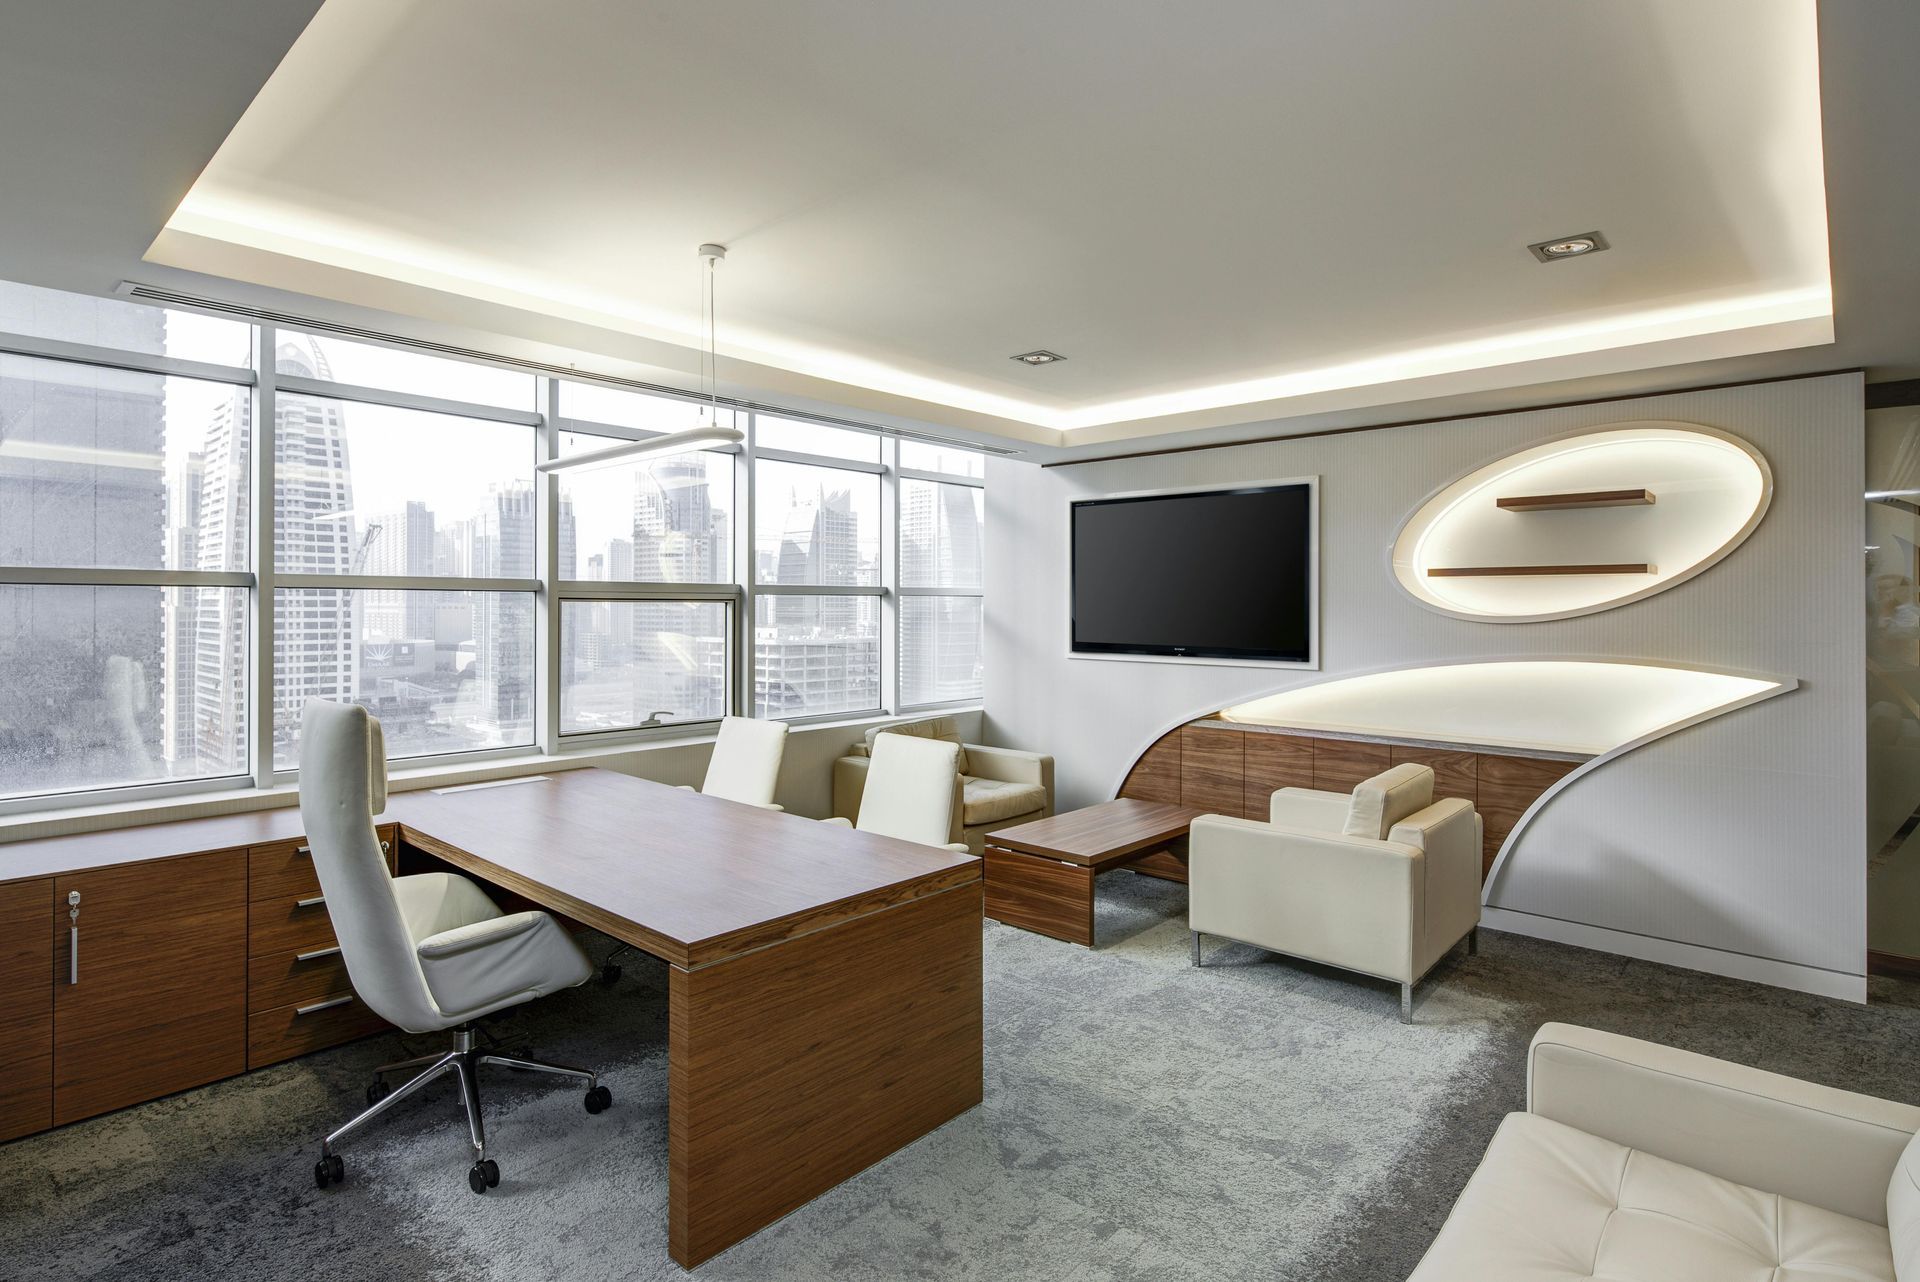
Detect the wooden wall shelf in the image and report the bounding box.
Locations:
[1497,488,1654,511]
[1428,563,1653,578]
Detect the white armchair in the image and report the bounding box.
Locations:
[832,716,1053,854]
[821,733,971,852]
[1188,763,1481,1021]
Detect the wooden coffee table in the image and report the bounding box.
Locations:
[983,799,1209,947]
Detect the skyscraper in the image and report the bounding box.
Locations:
[362,500,437,641]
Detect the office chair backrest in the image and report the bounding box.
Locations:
[857,733,964,847]
[298,699,441,1032]
[702,715,788,806]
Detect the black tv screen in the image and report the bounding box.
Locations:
[1071,483,1314,662]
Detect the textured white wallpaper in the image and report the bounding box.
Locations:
[984,373,1864,991]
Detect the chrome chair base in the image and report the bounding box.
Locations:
[313,1026,609,1195]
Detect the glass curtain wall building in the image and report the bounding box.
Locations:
[0,279,987,809]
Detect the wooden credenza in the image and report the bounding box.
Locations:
[1118,719,1586,877]
[0,811,396,1143]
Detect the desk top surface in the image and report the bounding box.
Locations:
[387,768,980,968]
[984,798,1208,866]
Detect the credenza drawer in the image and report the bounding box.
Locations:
[249,826,396,903]
[248,996,386,1069]
[249,947,356,1013]
[249,895,340,957]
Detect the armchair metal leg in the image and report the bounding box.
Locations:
[1191,930,1203,968]
[479,1052,597,1088]
[455,1054,488,1163]
[323,1052,461,1156]
[313,1022,608,1196]
[1400,983,1413,1023]
[374,1050,445,1078]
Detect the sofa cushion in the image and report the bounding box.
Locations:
[1341,763,1434,840]
[961,776,1046,826]
[1892,1129,1920,1281]
[1408,1112,1895,1282]
[865,717,968,774]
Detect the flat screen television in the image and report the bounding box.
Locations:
[1070,482,1315,663]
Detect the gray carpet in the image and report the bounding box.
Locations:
[6,874,1918,1282]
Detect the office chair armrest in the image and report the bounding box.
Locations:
[759,802,785,812]
[943,842,971,854]
[415,910,545,960]
[819,815,854,828]
[676,784,696,791]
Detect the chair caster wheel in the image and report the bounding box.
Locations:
[584,1084,612,1114]
[365,1080,391,1106]
[599,962,622,986]
[314,1153,344,1189]
[468,1159,499,1194]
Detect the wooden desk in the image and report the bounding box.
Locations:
[387,770,984,1268]
[983,799,1207,947]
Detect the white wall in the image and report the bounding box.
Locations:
[984,374,1864,998]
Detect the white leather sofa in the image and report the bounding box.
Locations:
[832,716,1053,854]
[1188,763,1480,1020]
[1409,1023,1920,1281]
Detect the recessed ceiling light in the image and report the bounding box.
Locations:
[1012,349,1066,366]
[1529,231,1610,263]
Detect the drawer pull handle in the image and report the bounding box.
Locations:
[295,945,342,962]
[296,845,311,856]
[381,840,390,854]
[295,895,326,909]
[295,995,355,1016]
[67,890,81,985]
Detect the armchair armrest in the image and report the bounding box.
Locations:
[1528,1022,1920,1224]
[832,755,869,821]
[964,743,1052,785]
[820,815,853,829]
[1189,814,1420,982]
[1267,786,1351,831]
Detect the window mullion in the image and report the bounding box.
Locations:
[252,322,278,789]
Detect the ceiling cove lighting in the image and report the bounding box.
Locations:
[1529,231,1610,262]
[538,241,744,476]
[163,200,1828,433]
[1012,350,1067,366]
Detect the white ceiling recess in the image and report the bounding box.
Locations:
[144,0,1838,452]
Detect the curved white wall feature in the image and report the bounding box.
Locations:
[1219,659,1786,757]
[1392,422,1772,623]
[1218,659,1797,900]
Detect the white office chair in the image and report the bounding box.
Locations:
[684,715,789,808]
[821,733,970,852]
[299,699,607,1197]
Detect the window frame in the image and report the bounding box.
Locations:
[0,291,989,816]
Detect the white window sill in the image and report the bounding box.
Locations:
[0,707,981,845]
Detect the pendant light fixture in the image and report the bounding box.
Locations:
[537,242,746,475]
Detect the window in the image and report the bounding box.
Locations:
[0,287,254,801]
[269,334,541,768]
[0,279,988,808]
[750,427,886,718]
[897,478,984,706]
[560,599,729,733]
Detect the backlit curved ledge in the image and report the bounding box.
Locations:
[1212,659,1799,901]
[1392,422,1773,623]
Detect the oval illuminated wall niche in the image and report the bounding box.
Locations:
[1392,422,1772,622]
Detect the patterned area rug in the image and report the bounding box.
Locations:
[6,873,1917,1282]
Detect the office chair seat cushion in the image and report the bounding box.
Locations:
[392,871,503,943]
[416,908,593,1020]
[960,775,1047,825]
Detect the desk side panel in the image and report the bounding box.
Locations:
[669,880,984,1267]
